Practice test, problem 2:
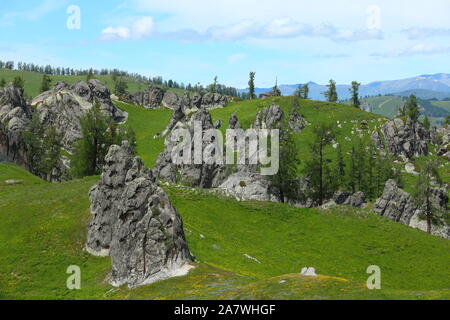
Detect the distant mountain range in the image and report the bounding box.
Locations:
[239,73,450,101]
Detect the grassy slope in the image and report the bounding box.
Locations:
[1,97,449,300]
[0,69,185,98]
[1,163,449,300]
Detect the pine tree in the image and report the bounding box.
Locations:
[248,72,256,100]
[334,143,346,188]
[324,79,338,102]
[404,94,420,122]
[71,105,136,178]
[269,118,300,202]
[40,74,52,92]
[422,116,430,130]
[13,76,24,89]
[411,160,444,234]
[303,123,336,205]
[349,81,361,109]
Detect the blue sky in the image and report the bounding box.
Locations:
[1,0,450,88]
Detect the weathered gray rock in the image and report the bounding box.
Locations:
[333,190,351,205]
[259,89,281,99]
[162,91,180,110]
[289,107,308,133]
[32,80,127,151]
[254,104,284,129]
[132,87,230,111]
[218,172,277,202]
[132,85,165,109]
[0,85,32,168]
[331,190,366,207]
[372,118,430,159]
[373,179,449,239]
[228,113,242,129]
[86,141,193,287]
[344,191,366,207]
[154,108,227,188]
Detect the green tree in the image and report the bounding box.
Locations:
[71,105,136,178]
[411,160,444,234]
[40,74,52,93]
[114,77,128,96]
[210,76,218,93]
[404,94,420,122]
[248,72,256,100]
[349,81,361,109]
[324,79,338,102]
[0,78,5,88]
[295,84,309,99]
[303,123,336,205]
[22,114,62,181]
[444,115,450,126]
[269,117,300,203]
[86,70,95,82]
[422,116,430,130]
[13,76,24,89]
[334,143,346,188]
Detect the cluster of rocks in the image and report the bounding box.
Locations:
[371,118,430,160]
[321,190,367,209]
[434,126,450,160]
[259,88,282,99]
[32,79,127,151]
[130,85,230,111]
[0,85,32,168]
[86,141,193,288]
[372,179,449,239]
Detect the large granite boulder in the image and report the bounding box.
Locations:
[371,118,430,159]
[254,104,284,129]
[372,179,449,239]
[86,141,193,287]
[132,85,165,109]
[0,85,32,167]
[31,80,127,151]
[154,107,227,188]
[218,172,277,202]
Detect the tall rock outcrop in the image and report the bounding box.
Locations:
[371,118,430,159]
[0,85,32,167]
[154,107,228,188]
[31,80,127,151]
[372,179,449,239]
[86,141,193,288]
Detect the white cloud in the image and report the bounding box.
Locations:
[165,20,383,43]
[372,43,450,57]
[228,53,247,64]
[403,27,450,39]
[100,16,154,41]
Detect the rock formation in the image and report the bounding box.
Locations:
[372,179,449,239]
[259,88,282,99]
[32,80,127,151]
[154,107,228,188]
[371,118,430,159]
[254,104,284,129]
[289,107,308,133]
[86,141,193,288]
[0,85,32,167]
[131,85,165,109]
[131,86,230,111]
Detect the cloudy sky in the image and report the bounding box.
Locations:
[1,0,450,88]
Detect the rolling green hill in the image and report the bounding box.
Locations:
[0,69,185,99]
[357,95,450,126]
[1,97,449,300]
